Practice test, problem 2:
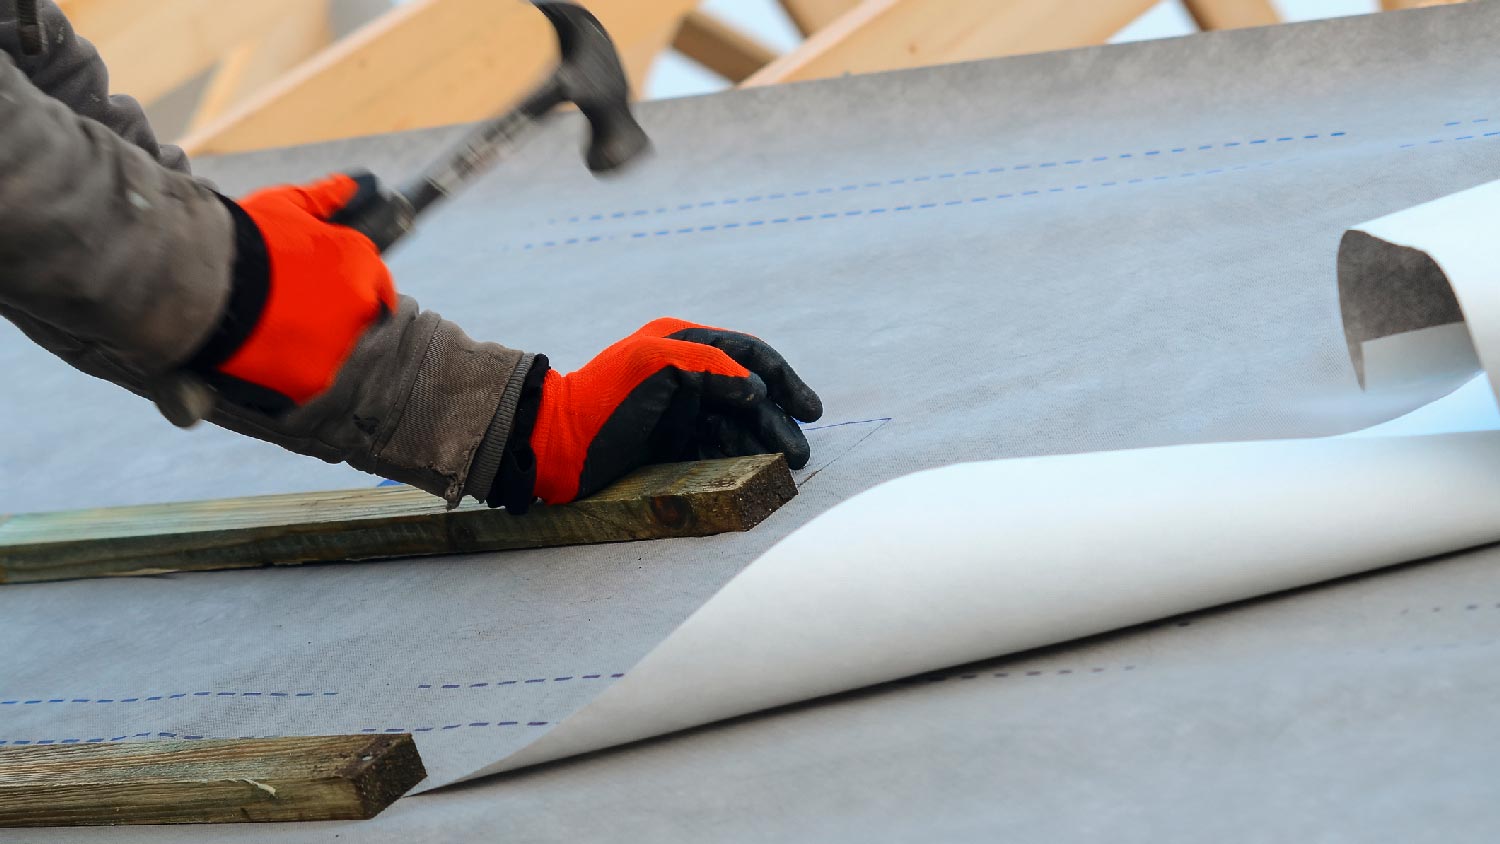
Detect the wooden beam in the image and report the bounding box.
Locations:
[1181,0,1280,30]
[1380,0,1465,8]
[777,0,862,37]
[673,9,780,84]
[56,0,306,106]
[0,455,796,585]
[178,0,696,157]
[744,0,1160,88]
[185,1,333,135]
[0,735,424,827]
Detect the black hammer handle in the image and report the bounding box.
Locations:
[329,82,566,252]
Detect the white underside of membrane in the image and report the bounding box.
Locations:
[457,181,1500,783]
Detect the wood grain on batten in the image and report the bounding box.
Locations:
[0,734,425,827]
[0,454,797,585]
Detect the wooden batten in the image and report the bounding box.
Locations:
[0,735,425,827]
[0,455,797,584]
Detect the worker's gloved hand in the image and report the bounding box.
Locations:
[494,318,823,509]
[183,172,397,414]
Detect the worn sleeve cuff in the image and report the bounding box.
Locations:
[478,354,549,513]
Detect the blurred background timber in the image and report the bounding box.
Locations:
[62,0,1458,157]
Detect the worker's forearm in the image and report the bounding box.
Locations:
[1,0,188,172]
[205,298,534,505]
[0,2,528,504]
[8,291,531,504]
[0,50,233,372]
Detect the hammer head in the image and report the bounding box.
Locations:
[537,2,652,173]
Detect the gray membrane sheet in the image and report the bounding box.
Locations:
[4,4,1500,839]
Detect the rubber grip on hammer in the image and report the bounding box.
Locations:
[327,171,418,253]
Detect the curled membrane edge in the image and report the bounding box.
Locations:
[445,179,1500,788]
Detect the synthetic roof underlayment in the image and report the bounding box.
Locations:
[4,3,1500,839]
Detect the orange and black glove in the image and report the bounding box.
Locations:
[488,318,823,512]
[182,173,397,414]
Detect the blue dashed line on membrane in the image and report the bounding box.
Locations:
[1401,129,1500,149]
[363,721,550,734]
[0,732,221,746]
[518,161,1276,252]
[416,673,624,690]
[0,725,552,746]
[0,691,338,706]
[548,131,1345,224]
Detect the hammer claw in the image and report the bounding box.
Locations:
[345,1,650,252]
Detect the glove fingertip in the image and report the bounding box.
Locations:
[316,171,364,209]
[776,425,812,470]
[785,425,813,469]
[783,447,811,471]
[794,389,824,423]
[777,383,822,423]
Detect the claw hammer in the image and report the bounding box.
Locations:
[332,0,652,249]
[153,1,650,427]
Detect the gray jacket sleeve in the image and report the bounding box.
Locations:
[0,0,529,504]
